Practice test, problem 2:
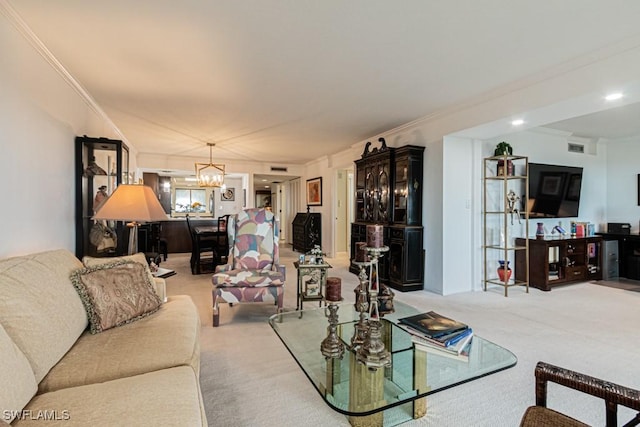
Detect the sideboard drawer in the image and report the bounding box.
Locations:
[564,266,586,280]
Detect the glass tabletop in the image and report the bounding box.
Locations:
[269,300,516,425]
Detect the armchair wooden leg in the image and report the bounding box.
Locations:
[276,288,284,323]
[212,288,220,327]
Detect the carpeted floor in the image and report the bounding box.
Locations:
[162,247,640,427]
[592,278,640,292]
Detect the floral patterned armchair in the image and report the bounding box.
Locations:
[211,208,285,326]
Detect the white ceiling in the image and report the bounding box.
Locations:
[544,101,640,140]
[8,1,640,163]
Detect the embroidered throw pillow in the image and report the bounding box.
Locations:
[70,261,162,334]
[82,252,156,287]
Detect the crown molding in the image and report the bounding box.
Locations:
[0,0,128,143]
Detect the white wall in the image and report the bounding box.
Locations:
[0,10,125,258]
[606,137,640,232]
[456,129,609,294]
[442,136,476,294]
[483,129,608,232]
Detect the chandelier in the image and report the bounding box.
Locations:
[195,143,225,187]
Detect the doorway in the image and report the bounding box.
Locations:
[334,169,353,256]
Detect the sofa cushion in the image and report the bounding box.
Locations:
[38,295,200,393]
[15,367,206,427]
[70,261,162,334]
[212,269,284,287]
[0,323,37,424]
[0,249,88,383]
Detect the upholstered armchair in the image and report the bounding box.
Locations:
[211,208,285,326]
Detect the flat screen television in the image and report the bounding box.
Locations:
[528,163,583,218]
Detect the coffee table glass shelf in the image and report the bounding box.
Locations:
[269,300,516,426]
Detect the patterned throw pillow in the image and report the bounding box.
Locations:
[70,261,162,334]
[82,252,156,287]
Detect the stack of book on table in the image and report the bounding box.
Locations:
[397,311,473,361]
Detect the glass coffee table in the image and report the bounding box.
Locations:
[269,300,516,426]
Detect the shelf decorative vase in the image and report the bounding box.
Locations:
[496,159,514,176]
[497,260,512,283]
[536,222,545,239]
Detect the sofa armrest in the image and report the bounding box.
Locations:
[152,278,167,302]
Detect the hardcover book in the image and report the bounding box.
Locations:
[398,311,468,338]
[399,324,473,349]
[413,337,473,361]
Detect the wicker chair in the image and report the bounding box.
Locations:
[520,361,640,427]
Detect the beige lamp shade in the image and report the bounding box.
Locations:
[93,184,167,222]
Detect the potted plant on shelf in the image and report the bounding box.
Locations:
[494,141,513,156]
[494,141,514,176]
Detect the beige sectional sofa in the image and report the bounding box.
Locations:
[0,249,207,426]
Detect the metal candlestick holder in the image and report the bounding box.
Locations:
[351,260,371,349]
[320,302,345,359]
[356,246,392,370]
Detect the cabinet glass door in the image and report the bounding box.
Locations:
[365,166,376,221]
[378,169,389,222]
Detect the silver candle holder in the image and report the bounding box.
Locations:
[351,260,371,349]
[355,246,392,370]
[320,302,345,359]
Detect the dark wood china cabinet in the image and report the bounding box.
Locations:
[351,139,425,291]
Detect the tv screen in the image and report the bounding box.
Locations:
[528,163,583,218]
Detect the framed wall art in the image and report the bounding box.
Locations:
[255,191,271,208]
[221,187,235,201]
[306,177,322,206]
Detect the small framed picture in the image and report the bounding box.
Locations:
[305,279,320,297]
[221,188,235,201]
[306,177,322,206]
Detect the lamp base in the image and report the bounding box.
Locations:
[127,222,139,255]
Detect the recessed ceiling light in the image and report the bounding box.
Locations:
[264,185,269,188]
[605,92,623,101]
[511,119,524,126]
[261,179,267,182]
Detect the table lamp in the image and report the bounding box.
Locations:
[93,184,168,255]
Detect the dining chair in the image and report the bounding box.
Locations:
[216,214,230,266]
[186,215,216,274]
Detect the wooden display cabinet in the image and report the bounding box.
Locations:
[292,212,321,253]
[75,136,129,258]
[515,236,603,291]
[350,141,425,292]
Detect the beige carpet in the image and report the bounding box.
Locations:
[163,247,640,427]
[592,278,640,292]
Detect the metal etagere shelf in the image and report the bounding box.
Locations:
[483,154,529,296]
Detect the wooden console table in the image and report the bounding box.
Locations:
[515,236,603,291]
